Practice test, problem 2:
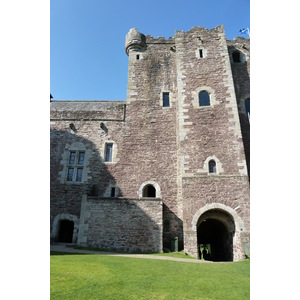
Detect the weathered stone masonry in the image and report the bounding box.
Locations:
[50,25,250,260]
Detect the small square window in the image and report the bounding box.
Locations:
[163,92,170,107]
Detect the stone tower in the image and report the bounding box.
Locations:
[50,25,250,261]
[124,26,250,260]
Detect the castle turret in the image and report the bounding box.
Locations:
[125,28,146,55]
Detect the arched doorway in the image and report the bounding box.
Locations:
[58,219,74,243]
[197,209,234,261]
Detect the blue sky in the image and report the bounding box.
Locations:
[50,0,250,100]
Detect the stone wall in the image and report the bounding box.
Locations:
[78,196,163,253]
[50,101,126,239]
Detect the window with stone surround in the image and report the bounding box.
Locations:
[160,91,172,108]
[66,151,85,182]
[163,92,170,107]
[105,143,113,162]
[60,142,91,184]
[199,91,210,107]
[142,184,156,197]
[192,86,216,108]
[138,181,161,199]
[195,48,207,59]
[199,156,224,175]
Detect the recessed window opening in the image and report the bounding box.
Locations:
[245,98,250,119]
[136,54,139,60]
[111,187,116,197]
[67,151,85,182]
[142,184,156,197]
[232,51,241,63]
[105,143,113,162]
[208,160,216,173]
[199,91,210,106]
[163,92,170,107]
[199,49,203,58]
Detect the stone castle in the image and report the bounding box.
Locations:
[50,25,250,261]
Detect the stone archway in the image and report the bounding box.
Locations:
[197,209,235,261]
[51,213,79,243]
[189,203,245,261]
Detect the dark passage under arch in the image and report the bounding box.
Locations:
[58,220,74,243]
[197,218,233,261]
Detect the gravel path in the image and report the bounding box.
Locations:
[50,243,212,264]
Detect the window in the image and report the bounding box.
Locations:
[111,187,116,197]
[105,143,113,162]
[208,160,216,173]
[199,49,203,58]
[66,151,85,182]
[245,98,250,120]
[136,54,140,60]
[199,91,210,106]
[142,184,156,197]
[232,51,241,63]
[163,92,170,107]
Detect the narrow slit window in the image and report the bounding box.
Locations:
[199,49,203,58]
[244,98,250,118]
[136,54,139,60]
[111,187,116,197]
[163,92,170,107]
[199,91,210,106]
[105,143,113,162]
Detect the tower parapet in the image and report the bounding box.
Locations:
[125,28,146,55]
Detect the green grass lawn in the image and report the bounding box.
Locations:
[50,252,249,300]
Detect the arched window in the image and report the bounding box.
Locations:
[232,51,241,63]
[199,91,210,107]
[208,160,216,173]
[142,184,156,197]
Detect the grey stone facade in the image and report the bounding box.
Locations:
[50,25,250,260]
